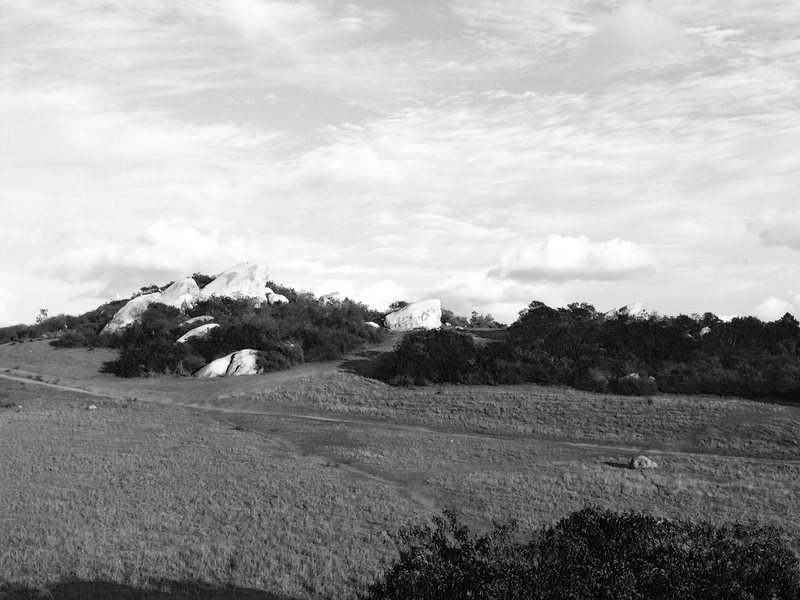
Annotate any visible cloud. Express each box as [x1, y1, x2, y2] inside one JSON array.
[[488, 235, 656, 283], [43, 222, 252, 297], [580, 0, 691, 71], [753, 296, 797, 321], [0, 288, 11, 326], [757, 212, 800, 250]]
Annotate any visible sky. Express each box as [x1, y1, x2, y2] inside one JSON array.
[[1, 0, 799, 326]]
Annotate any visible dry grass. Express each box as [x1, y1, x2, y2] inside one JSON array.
[[236, 372, 800, 460], [0, 379, 425, 599], [3, 340, 800, 598]]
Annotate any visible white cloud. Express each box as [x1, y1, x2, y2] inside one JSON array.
[[757, 211, 800, 250], [488, 235, 656, 283], [0, 288, 11, 326], [42, 222, 252, 297], [753, 296, 796, 321], [582, 0, 691, 68]]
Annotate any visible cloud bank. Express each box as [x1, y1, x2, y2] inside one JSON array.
[[488, 235, 656, 283]]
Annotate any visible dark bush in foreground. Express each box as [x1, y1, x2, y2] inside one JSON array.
[[366, 507, 800, 600]]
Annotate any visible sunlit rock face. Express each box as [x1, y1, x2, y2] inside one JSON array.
[[384, 299, 442, 332], [605, 301, 648, 320], [101, 293, 161, 335], [193, 349, 261, 377], [160, 277, 200, 308], [267, 292, 289, 305], [102, 278, 201, 335], [198, 262, 271, 303], [175, 323, 219, 344], [319, 292, 343, 305]]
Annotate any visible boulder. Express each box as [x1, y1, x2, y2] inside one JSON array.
[[182, 315, 215, 326], [199, 262, 270, 303], [365, 321, 381, 329], [101, 293, 161, 335], [193, 349, 262, 378], [385, 299, 442, 332], [160, 277, 200, 308], [176, 323, 219, 344], [267, 292, 289, 305], [630, 455, 657, 469], [319, 292, 343, 305], [605, 302, 648, 320]]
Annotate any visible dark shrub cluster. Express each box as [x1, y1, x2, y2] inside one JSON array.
[[366, 507, 800, 600], [377, 301, 800, 400], [99, 281, 384, 377]]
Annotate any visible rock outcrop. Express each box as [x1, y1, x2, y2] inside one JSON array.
[[193, 349, 262, 378], [199, 262, 270, 303], [319, 292, 343, 305], [101, 293, 161, 335], [605, 302, 648, 320], [176, 323, 219, 344], [267, 292, 289, 305], [101, 277, 201, 335], [384, 299, 442, 332], [160, 277, 201, 308]]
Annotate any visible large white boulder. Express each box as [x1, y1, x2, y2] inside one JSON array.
[[176, 323, 219, 344], [101, 293, 161, 335], [385, 299, 442, 332], [267, 292, 289, 305], [199, 262, 270, 303], [605, 302, 648, 320], [319, 292, 343, 305], [160, 277, 200, 308], [193, 349, 261, 378]]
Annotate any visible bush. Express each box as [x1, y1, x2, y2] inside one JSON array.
[[610, 372, 659, 396], [366, 507, 800, 600]]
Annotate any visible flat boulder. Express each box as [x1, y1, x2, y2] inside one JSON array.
[[385, 299, 442, 332], [176, 323, 219, 344], [101, 293, 161, 335], [365, 321, 381, 329], [199, 262, 270, 303], [182, 315, 214, 326], [193, 349, 262, 378]]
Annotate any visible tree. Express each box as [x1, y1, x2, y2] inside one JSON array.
[[35, 308, 48, 324]]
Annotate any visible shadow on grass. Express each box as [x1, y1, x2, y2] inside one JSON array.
[[0, 579, 300, 600], [604, 460, 632, 470], [340, 350, 385, 380]]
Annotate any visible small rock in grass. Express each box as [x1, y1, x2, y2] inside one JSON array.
[[88, 405, 98, 410], [630, 455, 657, 469]]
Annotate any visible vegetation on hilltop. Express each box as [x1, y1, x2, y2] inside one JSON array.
[[100, 279, 385, 377], [376, 301, 800, 400]]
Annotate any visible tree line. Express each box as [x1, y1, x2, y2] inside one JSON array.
[[376, 301, 800, 400]]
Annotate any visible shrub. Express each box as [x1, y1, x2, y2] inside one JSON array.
[[366, 507, 800, 600]]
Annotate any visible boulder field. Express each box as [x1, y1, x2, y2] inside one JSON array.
[[101, 262, 273, 335]]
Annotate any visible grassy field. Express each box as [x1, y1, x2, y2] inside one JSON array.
[[0, 379, 424, 599], [2, 340, 800, 598]]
